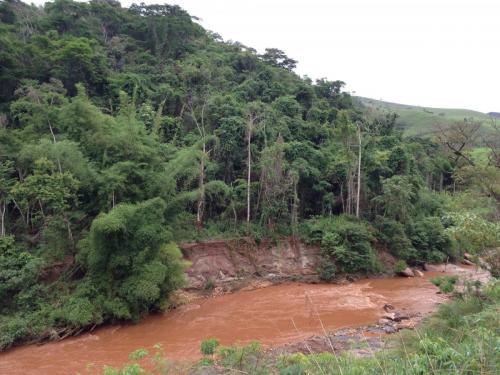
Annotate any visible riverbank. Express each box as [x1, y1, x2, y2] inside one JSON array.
[[178, 237, 489, 303], [0, 263, 488, 375], [0, 235, 484, 353]]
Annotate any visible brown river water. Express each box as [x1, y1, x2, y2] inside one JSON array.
[[0, 273, 448, 374]]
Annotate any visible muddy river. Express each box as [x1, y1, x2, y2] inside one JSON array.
[[0, 273, 449, 374]]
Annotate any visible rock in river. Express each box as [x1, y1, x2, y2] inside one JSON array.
[[398, 267, 415, 277]]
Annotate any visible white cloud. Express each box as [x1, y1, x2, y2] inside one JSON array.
[[29, 0, 500, 112]]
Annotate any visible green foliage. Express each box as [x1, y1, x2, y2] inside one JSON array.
[[317, 257, 337, 282], [431, 276, 458, 294], [100, 344, 172, 374], [0, 236, 41, 309], [443, 212, 500, 255], [53, 297, 96, 326], [200, 338, 219, 356], [394, 260, 408, 273], [128, 348, 149, 361], [76, 199, 187, 322], [217, 341, 266, 373], [408, 216, 455, 263], [375, 216, 415, 260], [11, 157, 79, 231], [375, 193, 458, 265], [373, 175, 416, 223], [302, 216, 380, 274]]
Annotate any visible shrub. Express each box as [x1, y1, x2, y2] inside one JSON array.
[[200, 338, 219, 356], [0, 237, 42, 312], [128, 348, 148, 360], [408, 216, 455, 263], [483, 248, 500, 278], [375, 216, 415, 261], [0, 235, 16, 254], [52, 296, 97, 327], [317, 257, 336, 282], [217, 341, 265, 372], [76, 198, 187, 322], [431, 276, 458, 294], [101, 345, 171, 374], [302, 216, 379, 274], [394, 260, 408, 273], [198, 357, 214, 366], [444, 212, 500, 255]]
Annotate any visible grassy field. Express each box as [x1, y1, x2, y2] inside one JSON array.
[[355, 97, 496, 137]]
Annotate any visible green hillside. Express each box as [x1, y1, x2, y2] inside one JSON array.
[[0, 0, 498, 355], [355, 97, 494, 137]]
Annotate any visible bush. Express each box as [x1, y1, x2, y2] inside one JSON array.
[[375, 216, 415, 261], [0, 301, 57, 350], [408, 216, 455, 263], [317, 257, 336, 282], [217, 341, 265, 373], [444, 212, 500, 255], [0, 236, 42, 312], [75, 198, 187, 322], [200, 338, 220, 356], [431, 276, 458, 294], [302, 216, 380, 274], [483, 248, 500, 278], [394, 260, 408, 273], [52, 296, 96, 327]]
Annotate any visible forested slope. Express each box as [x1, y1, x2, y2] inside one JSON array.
[[0, 0, 499, 350]]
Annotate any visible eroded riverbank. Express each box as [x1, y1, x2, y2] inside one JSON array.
[[2, 265, 487, 375]]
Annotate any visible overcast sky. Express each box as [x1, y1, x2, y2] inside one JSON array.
[[31, 0, 500, 112]]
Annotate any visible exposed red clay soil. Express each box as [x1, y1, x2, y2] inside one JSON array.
[[180, 237, 321, 290]]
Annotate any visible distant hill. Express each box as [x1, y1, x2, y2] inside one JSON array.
[[488, 112, 500, 119], [354, 97, 494, 137]]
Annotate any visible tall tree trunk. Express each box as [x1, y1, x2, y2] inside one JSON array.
[[197, 141, 205, 229], [188, 96, 208, 230], [246, 118, 253, 235], [47, 118, 62, 174], [64, 213, 75, 253], [232, 203, 237, 230], [356, 124, 362, 218], [0, 201, 5, 237], [12, 198, 26, 226], [340, 184, 345, 214], [346, 171, 353, 215], [291, 174, 299, 235]]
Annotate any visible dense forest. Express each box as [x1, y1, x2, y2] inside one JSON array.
[[0, 0, 499, 350]]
